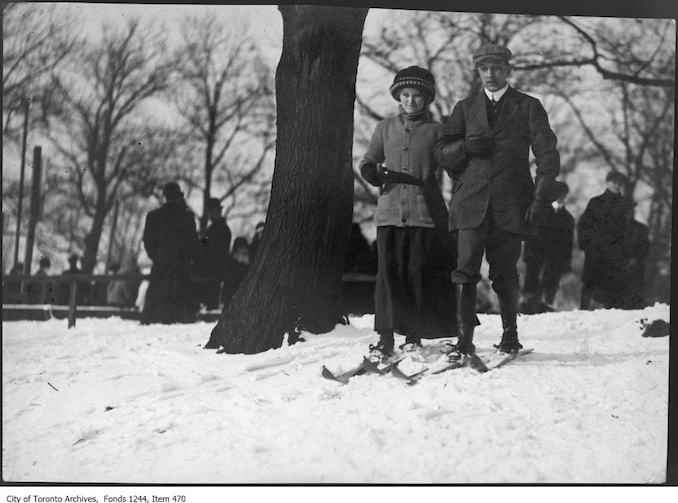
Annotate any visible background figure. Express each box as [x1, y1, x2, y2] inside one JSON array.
[[107, 255, 142, 308], [57, 254, 90, 305], [221, 236, 251, 307], [249, 221, 265, 261], [521, 181, 574, 313], [141, 182, 199, 324], [620, 215, 651, 309], [343, 222, 377, 274], [27, 257, 55, 304], [195, 198, 232, 310], [578, 171, 636, 309], [3, 262, 24, 303]]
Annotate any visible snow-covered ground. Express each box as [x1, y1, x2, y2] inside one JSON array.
[[2, 304, 670, 484]]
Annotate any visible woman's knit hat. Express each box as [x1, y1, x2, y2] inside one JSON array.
[[389, 66, 436, 103]]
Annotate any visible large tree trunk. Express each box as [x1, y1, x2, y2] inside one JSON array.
[[207, 5, 368, 354]]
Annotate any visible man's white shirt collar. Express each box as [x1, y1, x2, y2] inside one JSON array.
[[484, 85, 509, 102]]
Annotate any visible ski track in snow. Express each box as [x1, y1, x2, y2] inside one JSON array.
[[2, 305, 669, 483]]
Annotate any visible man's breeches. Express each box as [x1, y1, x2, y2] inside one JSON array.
[[450, 211, 522, 297]]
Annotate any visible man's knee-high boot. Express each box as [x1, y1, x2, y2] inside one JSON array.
[[455, 283, 477, 354], [496, 287, 523, 353]]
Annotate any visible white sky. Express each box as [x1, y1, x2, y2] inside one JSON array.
[[67, 3, 285, 65], [1, 3, 394, 178], [62, 3, 394, 67]]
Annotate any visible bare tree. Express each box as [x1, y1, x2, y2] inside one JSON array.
[[47, 20, 177, 273], [2, 2, 76, 141], [207, 5, 368, 354], [516, 16, 675, 88], [554, 78, 673, 302], [174, 14, 276, 232]]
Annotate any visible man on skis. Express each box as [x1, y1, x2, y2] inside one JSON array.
[[436, 43, 561, 358]]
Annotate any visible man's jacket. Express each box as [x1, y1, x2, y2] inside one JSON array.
[[437, 87, 560, 236]]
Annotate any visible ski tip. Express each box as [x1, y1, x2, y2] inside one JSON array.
[[321, 366, 348, 384], [321, 366, 336, 379], [391, 362, 428, 384], [470, 353, 490, 373]]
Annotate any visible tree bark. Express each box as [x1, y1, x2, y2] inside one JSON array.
[[208, 5, 368, 354]]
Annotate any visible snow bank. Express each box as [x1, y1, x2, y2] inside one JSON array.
[[2, 304, 669, 483]]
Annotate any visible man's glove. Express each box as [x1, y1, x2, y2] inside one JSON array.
[[525, 199, 550, 228], [463, 136, 494, 158]]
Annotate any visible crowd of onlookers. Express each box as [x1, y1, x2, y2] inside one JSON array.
[[1, 191, 264, 317], [2, 172, 651, 322], [520, 171, 650, 313]]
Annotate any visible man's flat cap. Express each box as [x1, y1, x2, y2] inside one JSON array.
[[473, 43, 512, 65]]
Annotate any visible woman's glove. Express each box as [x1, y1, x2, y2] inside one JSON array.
[[360, 162, 383, 187]]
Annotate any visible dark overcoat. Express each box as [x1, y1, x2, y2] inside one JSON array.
[[194, 217, 232, 309], [142, 200, 199, 323], [621, 219, 651, 309], [578, 189, 636, 307], [143, 201, 199, 272], [437, 87, 560, 237], [525, 205, 574, 273], [197, 217, 232, 278]]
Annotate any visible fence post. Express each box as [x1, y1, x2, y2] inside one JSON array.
[[23, 146, 42, 273], [13, 98, 30, 269], [67, 277, 78, 328]]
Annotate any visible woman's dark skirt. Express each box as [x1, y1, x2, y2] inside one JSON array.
[[374, 225, 457, 339]]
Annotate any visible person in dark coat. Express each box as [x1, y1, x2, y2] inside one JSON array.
[[56, 254, 90, 305], [3, 262, 24, 303], [578, 171, 636, 310], [620, 217, 651, 309], [141, 182, 200, 324], [521, 181, 574, 313], [436, 43, 561, 356], [195, 198, 232, 310], [359, 65, 457, 360], [27, 256, 55, 304]]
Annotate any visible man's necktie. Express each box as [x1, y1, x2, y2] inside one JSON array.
[[488, 96, 499, 128]]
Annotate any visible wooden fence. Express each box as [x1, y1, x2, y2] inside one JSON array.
[[2, 272, 376, 327]]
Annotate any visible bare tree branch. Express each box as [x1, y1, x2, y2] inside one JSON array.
[[529, 17, 676, 87]]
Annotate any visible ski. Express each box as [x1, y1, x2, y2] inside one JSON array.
[[321, 356, 403, 384], [430, 360, 465, 375], [390, 362, 429, 385], [467, 352, 489, 372], [475, 348, 535, 373], [321, 360, 368, 384], [389, 355, 470, 385], [322, 348, 533, 384]]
